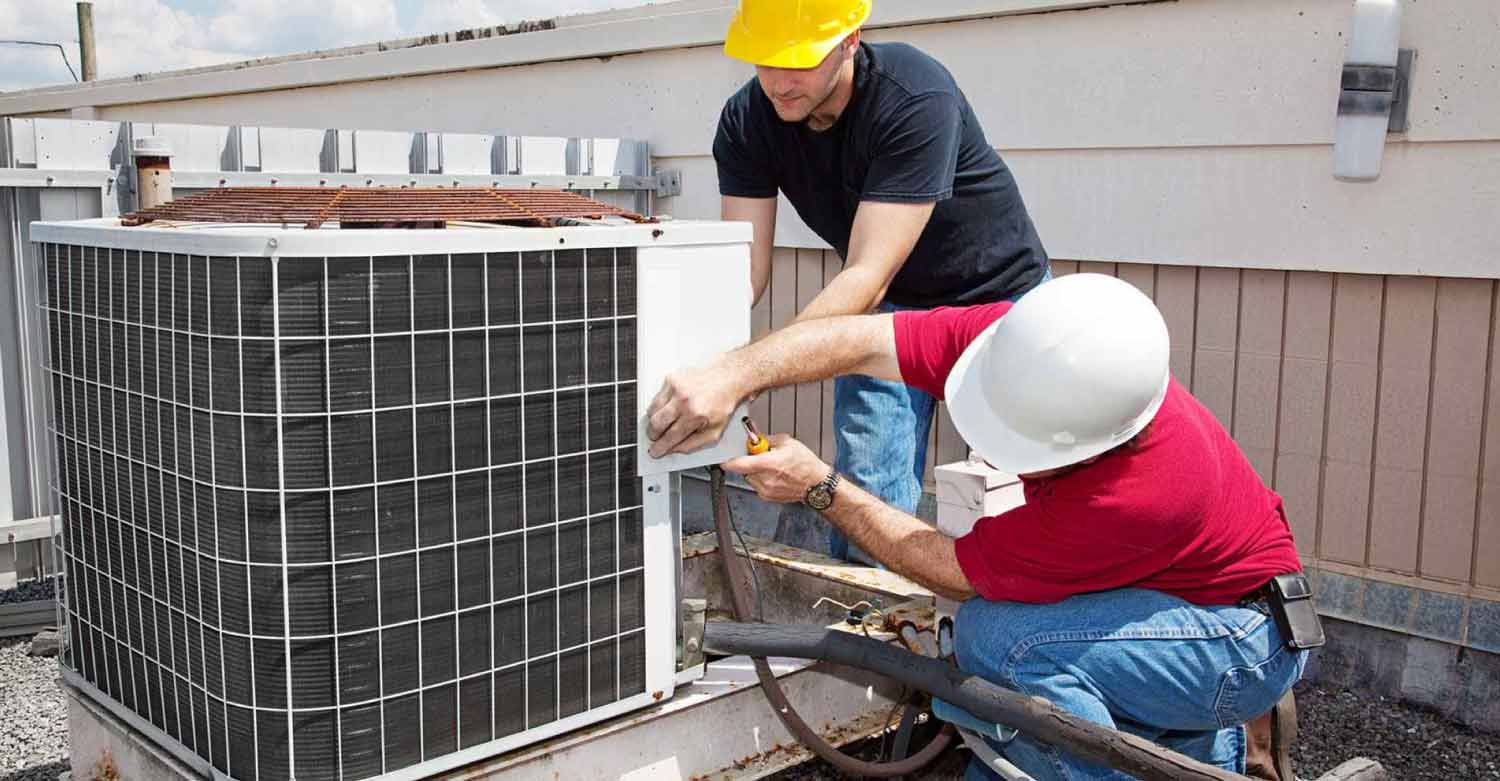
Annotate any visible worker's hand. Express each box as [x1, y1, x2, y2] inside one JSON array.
[[722, 435, 828, 505], [646, 362, 748, 458]]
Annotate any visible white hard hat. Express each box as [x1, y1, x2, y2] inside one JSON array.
[[944, 273, 1171, 475]]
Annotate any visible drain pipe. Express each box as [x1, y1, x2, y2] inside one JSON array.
[[132, 136, 173, 211]]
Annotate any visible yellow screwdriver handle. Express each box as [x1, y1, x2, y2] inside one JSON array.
[[742, 416, 770, 454]]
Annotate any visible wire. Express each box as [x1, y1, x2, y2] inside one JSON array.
[[712, 466, 765, 622], [0, 40, 81, 82]]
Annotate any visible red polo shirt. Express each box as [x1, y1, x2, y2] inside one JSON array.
[[894, 302, 1302, 606]]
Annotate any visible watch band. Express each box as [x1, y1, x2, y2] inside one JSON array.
[[804, 469, 841, 510]]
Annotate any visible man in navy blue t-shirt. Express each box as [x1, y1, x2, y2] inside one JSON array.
[[646, 0, 1050, 563]]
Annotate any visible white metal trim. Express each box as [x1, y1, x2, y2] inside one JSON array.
[[0, 514, 56, 543], [0, 169, 116, 189], [28, 220, 752, 258], [641, 472, 675, 702]]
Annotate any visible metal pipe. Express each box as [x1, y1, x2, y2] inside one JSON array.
[[131, 137, 173, 210], [708, 466, 953, 777]]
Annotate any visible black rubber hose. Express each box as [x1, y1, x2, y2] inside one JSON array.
[[890, 699, 921, 762], [709, 466, 953, 777], [704, 621, 1255, 781]]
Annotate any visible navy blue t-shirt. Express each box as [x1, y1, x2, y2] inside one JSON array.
[[714, 42, 1048, 307]]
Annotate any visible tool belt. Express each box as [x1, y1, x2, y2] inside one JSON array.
[[1239, 572, 1326, 651]]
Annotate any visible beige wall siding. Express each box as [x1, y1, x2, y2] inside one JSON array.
[[763, 258, 1500, 599], [1322, 275, 1382, 566], [1277, 272, 1334, 553], [1423, 280, 1490, 583]]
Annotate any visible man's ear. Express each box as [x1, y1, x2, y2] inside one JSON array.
[[843, 30, 861, 54]]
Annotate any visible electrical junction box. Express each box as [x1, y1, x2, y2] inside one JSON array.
[[933, 459, 1024, 618]]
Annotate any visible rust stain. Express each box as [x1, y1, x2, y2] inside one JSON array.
[[652, 690, 664, 701], [881, 601, 937, 634], [89, 750, 120, 781]]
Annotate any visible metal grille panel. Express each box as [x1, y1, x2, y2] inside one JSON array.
[[43, 240, 647, 780]]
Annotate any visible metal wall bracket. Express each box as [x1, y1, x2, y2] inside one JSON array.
[[1337, 48, 1415, 133], [1388, 48, 1415, 133], [654, 168, 682, 198]]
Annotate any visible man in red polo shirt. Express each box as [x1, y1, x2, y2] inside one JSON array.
[[646, 274, 1314, 780]]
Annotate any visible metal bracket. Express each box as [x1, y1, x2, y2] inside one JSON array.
[[1388, 48, 1415, 133], [654, 168, 682, 198], [1337, 48, 1415, 133], [680, 598, 707, 669]]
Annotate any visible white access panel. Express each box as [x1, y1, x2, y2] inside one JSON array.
[[635, 241, 753, 477]]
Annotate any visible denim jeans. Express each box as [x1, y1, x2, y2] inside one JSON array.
[[829, 269, 1050, 563], [829, 307, 938, 562], [952, 588, 1308, 781]]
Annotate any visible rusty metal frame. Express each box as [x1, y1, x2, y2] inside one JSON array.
[[119, 186, 652, 229]]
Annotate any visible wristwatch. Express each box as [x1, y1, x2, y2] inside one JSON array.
[[804, 470, 841, 511]]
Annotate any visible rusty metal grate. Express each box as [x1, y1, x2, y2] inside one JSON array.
[[120, 186, 652, 229]]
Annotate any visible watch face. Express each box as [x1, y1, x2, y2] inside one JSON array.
[[806, 484, 834, 511]]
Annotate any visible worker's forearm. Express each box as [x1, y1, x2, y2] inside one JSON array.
[[794, 266, 889, 322], [721, 314, 897, 400], [821, 482, 976, 602]]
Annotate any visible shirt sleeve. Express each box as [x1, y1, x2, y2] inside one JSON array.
[[953, 495, 1184, 604], [713, 98, 778, 199], [861, 91, 962, 203], [893, 302, 1012, 399]]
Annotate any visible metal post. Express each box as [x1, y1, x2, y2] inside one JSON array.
[[76, 3, 97, 82], [131, 137, 173, 210]]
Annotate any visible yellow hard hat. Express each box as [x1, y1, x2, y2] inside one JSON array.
[[723, 0, 873, 69]]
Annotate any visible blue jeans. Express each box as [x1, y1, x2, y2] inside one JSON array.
[[830, 270, 1050, 563], [829, 302, 937, 562], [953, 588, 1308, 781]]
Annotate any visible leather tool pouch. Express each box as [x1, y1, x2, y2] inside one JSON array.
[[1267, 572, 1325, 650]]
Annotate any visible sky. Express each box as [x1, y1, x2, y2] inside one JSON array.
[[0, 0, 658, 92]]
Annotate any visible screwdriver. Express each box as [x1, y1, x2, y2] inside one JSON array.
[[742, 416, 770, 454]]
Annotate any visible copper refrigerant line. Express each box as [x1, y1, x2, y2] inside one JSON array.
[[120, 186, 654, 229]]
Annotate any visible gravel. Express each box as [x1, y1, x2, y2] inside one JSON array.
[[0, 637, 68, 781], [0, 578, 56, 606], [1291, 681, 1500, 780]]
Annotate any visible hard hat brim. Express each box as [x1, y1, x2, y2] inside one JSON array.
[[723, 28, 850, 69], [942, 316, 1169, 476]]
